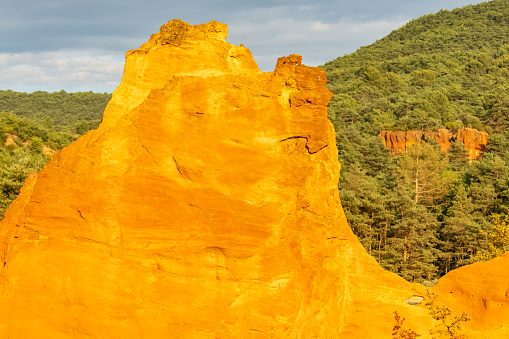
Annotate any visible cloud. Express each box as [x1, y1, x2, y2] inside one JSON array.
[[0, 10, 409, 92], [228, 17, 409, 71], [0, 0, 487, 92], [0, 17, 408, 93], [0, 50, 124, 93], [0, 0, 485, 54]]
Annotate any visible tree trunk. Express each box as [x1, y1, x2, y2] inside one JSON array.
[[404, 236, 408, 262], [415, 156, 419, 206]]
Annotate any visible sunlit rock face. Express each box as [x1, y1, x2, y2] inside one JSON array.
[[431, 252, 509, 338], [0, 19, 506, 339], [380, 128, 488, 160]]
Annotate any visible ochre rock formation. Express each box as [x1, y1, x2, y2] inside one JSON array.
[[431, 252, 509, 338], [455, 128, 489, 159], [380, 128, 488, 160], [0, 19, 507, 338]]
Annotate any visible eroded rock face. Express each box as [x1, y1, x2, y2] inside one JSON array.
[[431, 252, 509, 338], [0, 20, 424, 338], [380, 128, 488, 160]]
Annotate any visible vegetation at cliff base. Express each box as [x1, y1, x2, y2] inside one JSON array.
[[392, 311, 421, 339], [425, 290, 470, 339], [322, 0, 509, 282], [392, 291, 470, 339], [0, 90, 110, 219]]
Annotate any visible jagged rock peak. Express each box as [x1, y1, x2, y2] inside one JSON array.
[[144, 19, 228, 48], [104, 19, 261, 125]]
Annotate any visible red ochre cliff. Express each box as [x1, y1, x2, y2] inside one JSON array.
[[0, 20, 507, 338], [380, 128, 488, 160]]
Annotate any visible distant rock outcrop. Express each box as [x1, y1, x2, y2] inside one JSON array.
[[380, 128, 488, 160], [0, 19, 507, 338]]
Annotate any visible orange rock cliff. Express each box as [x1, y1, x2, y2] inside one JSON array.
[[380, 128, 488, 160], [0, 20, 508, 338]]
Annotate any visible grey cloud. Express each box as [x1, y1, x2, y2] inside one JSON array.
[[0, 0, 487, 92], [229, 17, 409, 71], [0, 50, 124, 92], [2, 0, 485, 53]]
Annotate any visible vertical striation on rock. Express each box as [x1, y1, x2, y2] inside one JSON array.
[[453, 127, 489, 159], [380, 128, 488, 160]]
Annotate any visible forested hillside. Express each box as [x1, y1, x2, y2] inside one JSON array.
[[0, 90, 110, 130], [321, 0, 509, 283], [0, 91, 110, 220]]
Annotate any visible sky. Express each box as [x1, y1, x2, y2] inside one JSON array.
[[1, 0, 487, 93]]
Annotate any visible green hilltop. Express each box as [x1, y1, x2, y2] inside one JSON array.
[[323, 0, 509, 133], [321, 0, 509, 283], [0, 90, 110, 128]]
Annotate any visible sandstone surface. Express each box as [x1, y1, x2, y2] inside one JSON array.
[[431, 252, 509, 338], [380, 128, 488, 160], [0, 19, 506, 338]]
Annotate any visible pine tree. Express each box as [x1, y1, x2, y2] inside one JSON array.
[[441, 185, 484, 273], [397, 143, 450, 208], [478, 214, 509, 260]]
